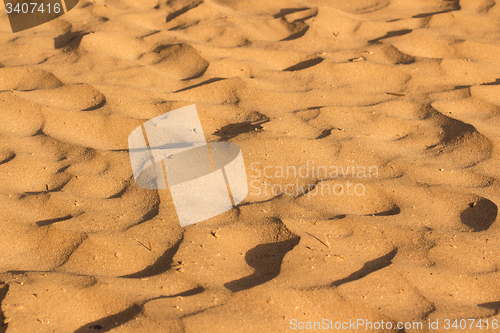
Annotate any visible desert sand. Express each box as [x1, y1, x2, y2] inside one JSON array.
[[1, 0, 500, 332]]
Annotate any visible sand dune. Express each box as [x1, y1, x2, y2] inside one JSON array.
[[1, 0, 500, 331]]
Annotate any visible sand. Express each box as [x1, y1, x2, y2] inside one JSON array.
[[1, 0, 500, 332]]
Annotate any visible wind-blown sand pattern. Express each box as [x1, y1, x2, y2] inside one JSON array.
[[1, 0, 500, 332]]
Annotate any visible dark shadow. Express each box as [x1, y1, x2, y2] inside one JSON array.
[[82, 98, 107, 111], [372, 206, 401, 216], [140, 30, 160, 38], [36, 215, 74, 227], [454, 78, 500, 91], [57, 164, 72, 174], [174, 77, 225, 93], [168, 24, 191, 31], [332, 248, 398, 287], [281, 26, 309, 41], [291, 13, 317, 23], [478, 301, 500, 311], [167, 286, 204, 298], [460, 198, 497, 232], [316, 129, 332, 139], [135, 201, 160, 226], [154, 44, 179, 53], [482, 79, 500, 86], [74, 287, 203, 332], [274, 7, 318, 23], [214, 120, 267, 141], [128, 142, 198, 153], [412, 10, 454, 18], [182, 66, 209, 81], [283, 57, 323, 71], [368, 29, 413, 44], [120, 236, 182, 278], [6, 270, 29, 275], [0, 284, 8, 333], [453, 85, 471, 90], [386, 92, 406, 97], [24, 180, 71, 195], [54, 31, 89, 49], [74, 304, 143, 332], [273, 7, 310, 18], [224, 237, 300, 292], [0, 153, 15, 166], [65, 0, 80, 11], [183, 69, 209, 81], [412, 4, 461, 18], [107, 185, 128, 199], [166, 0, 203, 22]]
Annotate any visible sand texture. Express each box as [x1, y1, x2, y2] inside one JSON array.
[[1, 0, 500, 332]]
